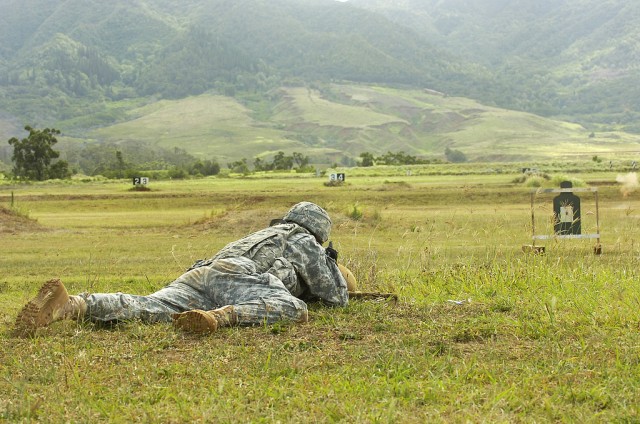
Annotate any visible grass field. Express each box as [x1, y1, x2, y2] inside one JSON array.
[[2, 164, 640, 422]]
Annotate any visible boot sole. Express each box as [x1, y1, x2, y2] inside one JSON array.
[[173, 310, 218, 334], [14, 279, 69, 336]]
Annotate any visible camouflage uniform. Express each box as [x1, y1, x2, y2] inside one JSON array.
[[80, 202, 348, 325]]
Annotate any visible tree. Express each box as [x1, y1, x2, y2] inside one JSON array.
[[253, 157, 269, 171], [8, 126, 71, 180], [191, 159, 220, 176], [292, 152, 309, 169], [272, 151, 293, 170], [444, 147, 467, 163], [228, 158, 249, 174], [360, 152, 375, 167]]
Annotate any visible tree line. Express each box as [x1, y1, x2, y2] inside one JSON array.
[[4, 126, 220, 181], [358, 149, 464, 166], [3, 126, 317, 181], [4, 126, 467, 182]]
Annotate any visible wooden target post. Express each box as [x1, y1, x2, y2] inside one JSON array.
[[524, 186, 601, 255]]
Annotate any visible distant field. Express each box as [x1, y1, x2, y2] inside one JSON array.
[[89, 94, 294, 161], [2, 166, 640, 422]]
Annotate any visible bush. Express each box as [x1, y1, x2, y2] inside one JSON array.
[[525, 176, 545, 187], [445, 147, 467, 163], [168, 167, 188, 179], [550, 175, 585, 187], [347, 203, 363, 220]]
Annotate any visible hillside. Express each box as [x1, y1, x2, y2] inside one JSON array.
[[0, 0, 481, 123], [85, 84, 640, 164], [350, 0, 640, 129]]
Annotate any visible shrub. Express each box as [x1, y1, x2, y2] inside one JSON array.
[[525, 176, 545, 187], [347, 203, 363, 220], [550, 174, 585, 187]]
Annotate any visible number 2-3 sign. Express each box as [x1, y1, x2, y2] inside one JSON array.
[[133, 177, 149, 185]]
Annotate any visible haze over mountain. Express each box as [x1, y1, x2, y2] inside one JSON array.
[[1, 0, 639, 167], [349, 0, 640, 126]]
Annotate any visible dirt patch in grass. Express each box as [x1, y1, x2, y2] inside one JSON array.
[[0, 206, 47, 233]]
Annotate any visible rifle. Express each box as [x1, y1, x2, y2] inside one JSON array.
[[348, 291, 398, 303]]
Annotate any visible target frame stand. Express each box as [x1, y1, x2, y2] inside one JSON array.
[[522, 187, 602, 255]]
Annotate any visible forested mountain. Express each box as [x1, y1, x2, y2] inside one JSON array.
[[0, 0, 482, 120], [1, 0, 639, 167], [349, 0, 640, 129]]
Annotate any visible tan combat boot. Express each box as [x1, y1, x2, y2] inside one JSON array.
[[172, 305, 238, 334], [14, 279, 87, 336]]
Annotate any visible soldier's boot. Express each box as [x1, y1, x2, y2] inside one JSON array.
[[14, 279, 87, 336], [172, 305, 238, 334]]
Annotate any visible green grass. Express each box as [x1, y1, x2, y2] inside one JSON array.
[[273, 87, 404, 127], [2, 165, 640, 422], [88, 94, 292, 161]]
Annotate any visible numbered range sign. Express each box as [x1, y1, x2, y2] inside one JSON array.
[[329, 173, 345, 182], [133, 177, 149, 186]]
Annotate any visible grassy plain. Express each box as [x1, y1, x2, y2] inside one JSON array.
[[1, 164, 640, 422]]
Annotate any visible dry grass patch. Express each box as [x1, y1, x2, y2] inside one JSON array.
[[0, 206, 47, 234]]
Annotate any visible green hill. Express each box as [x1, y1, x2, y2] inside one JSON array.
[[350, 0, 640, 129], [87, 84, 640, 164], [2, 0, 640, 168]]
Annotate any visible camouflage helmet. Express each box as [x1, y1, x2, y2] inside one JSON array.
[[283, 201, 332, 243]]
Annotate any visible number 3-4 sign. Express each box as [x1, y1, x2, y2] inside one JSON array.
[[329, 173, 345, 182]]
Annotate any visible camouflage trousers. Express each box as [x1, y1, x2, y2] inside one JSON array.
[[80, 257, 308, 326]]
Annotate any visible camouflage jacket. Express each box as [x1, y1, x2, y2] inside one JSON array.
[[189, 223, 348, 307]]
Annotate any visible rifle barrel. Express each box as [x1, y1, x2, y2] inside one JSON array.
[[348, 291, 398, 302]]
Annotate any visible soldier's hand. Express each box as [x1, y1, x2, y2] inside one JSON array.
[[325, 241, 338, 261]]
